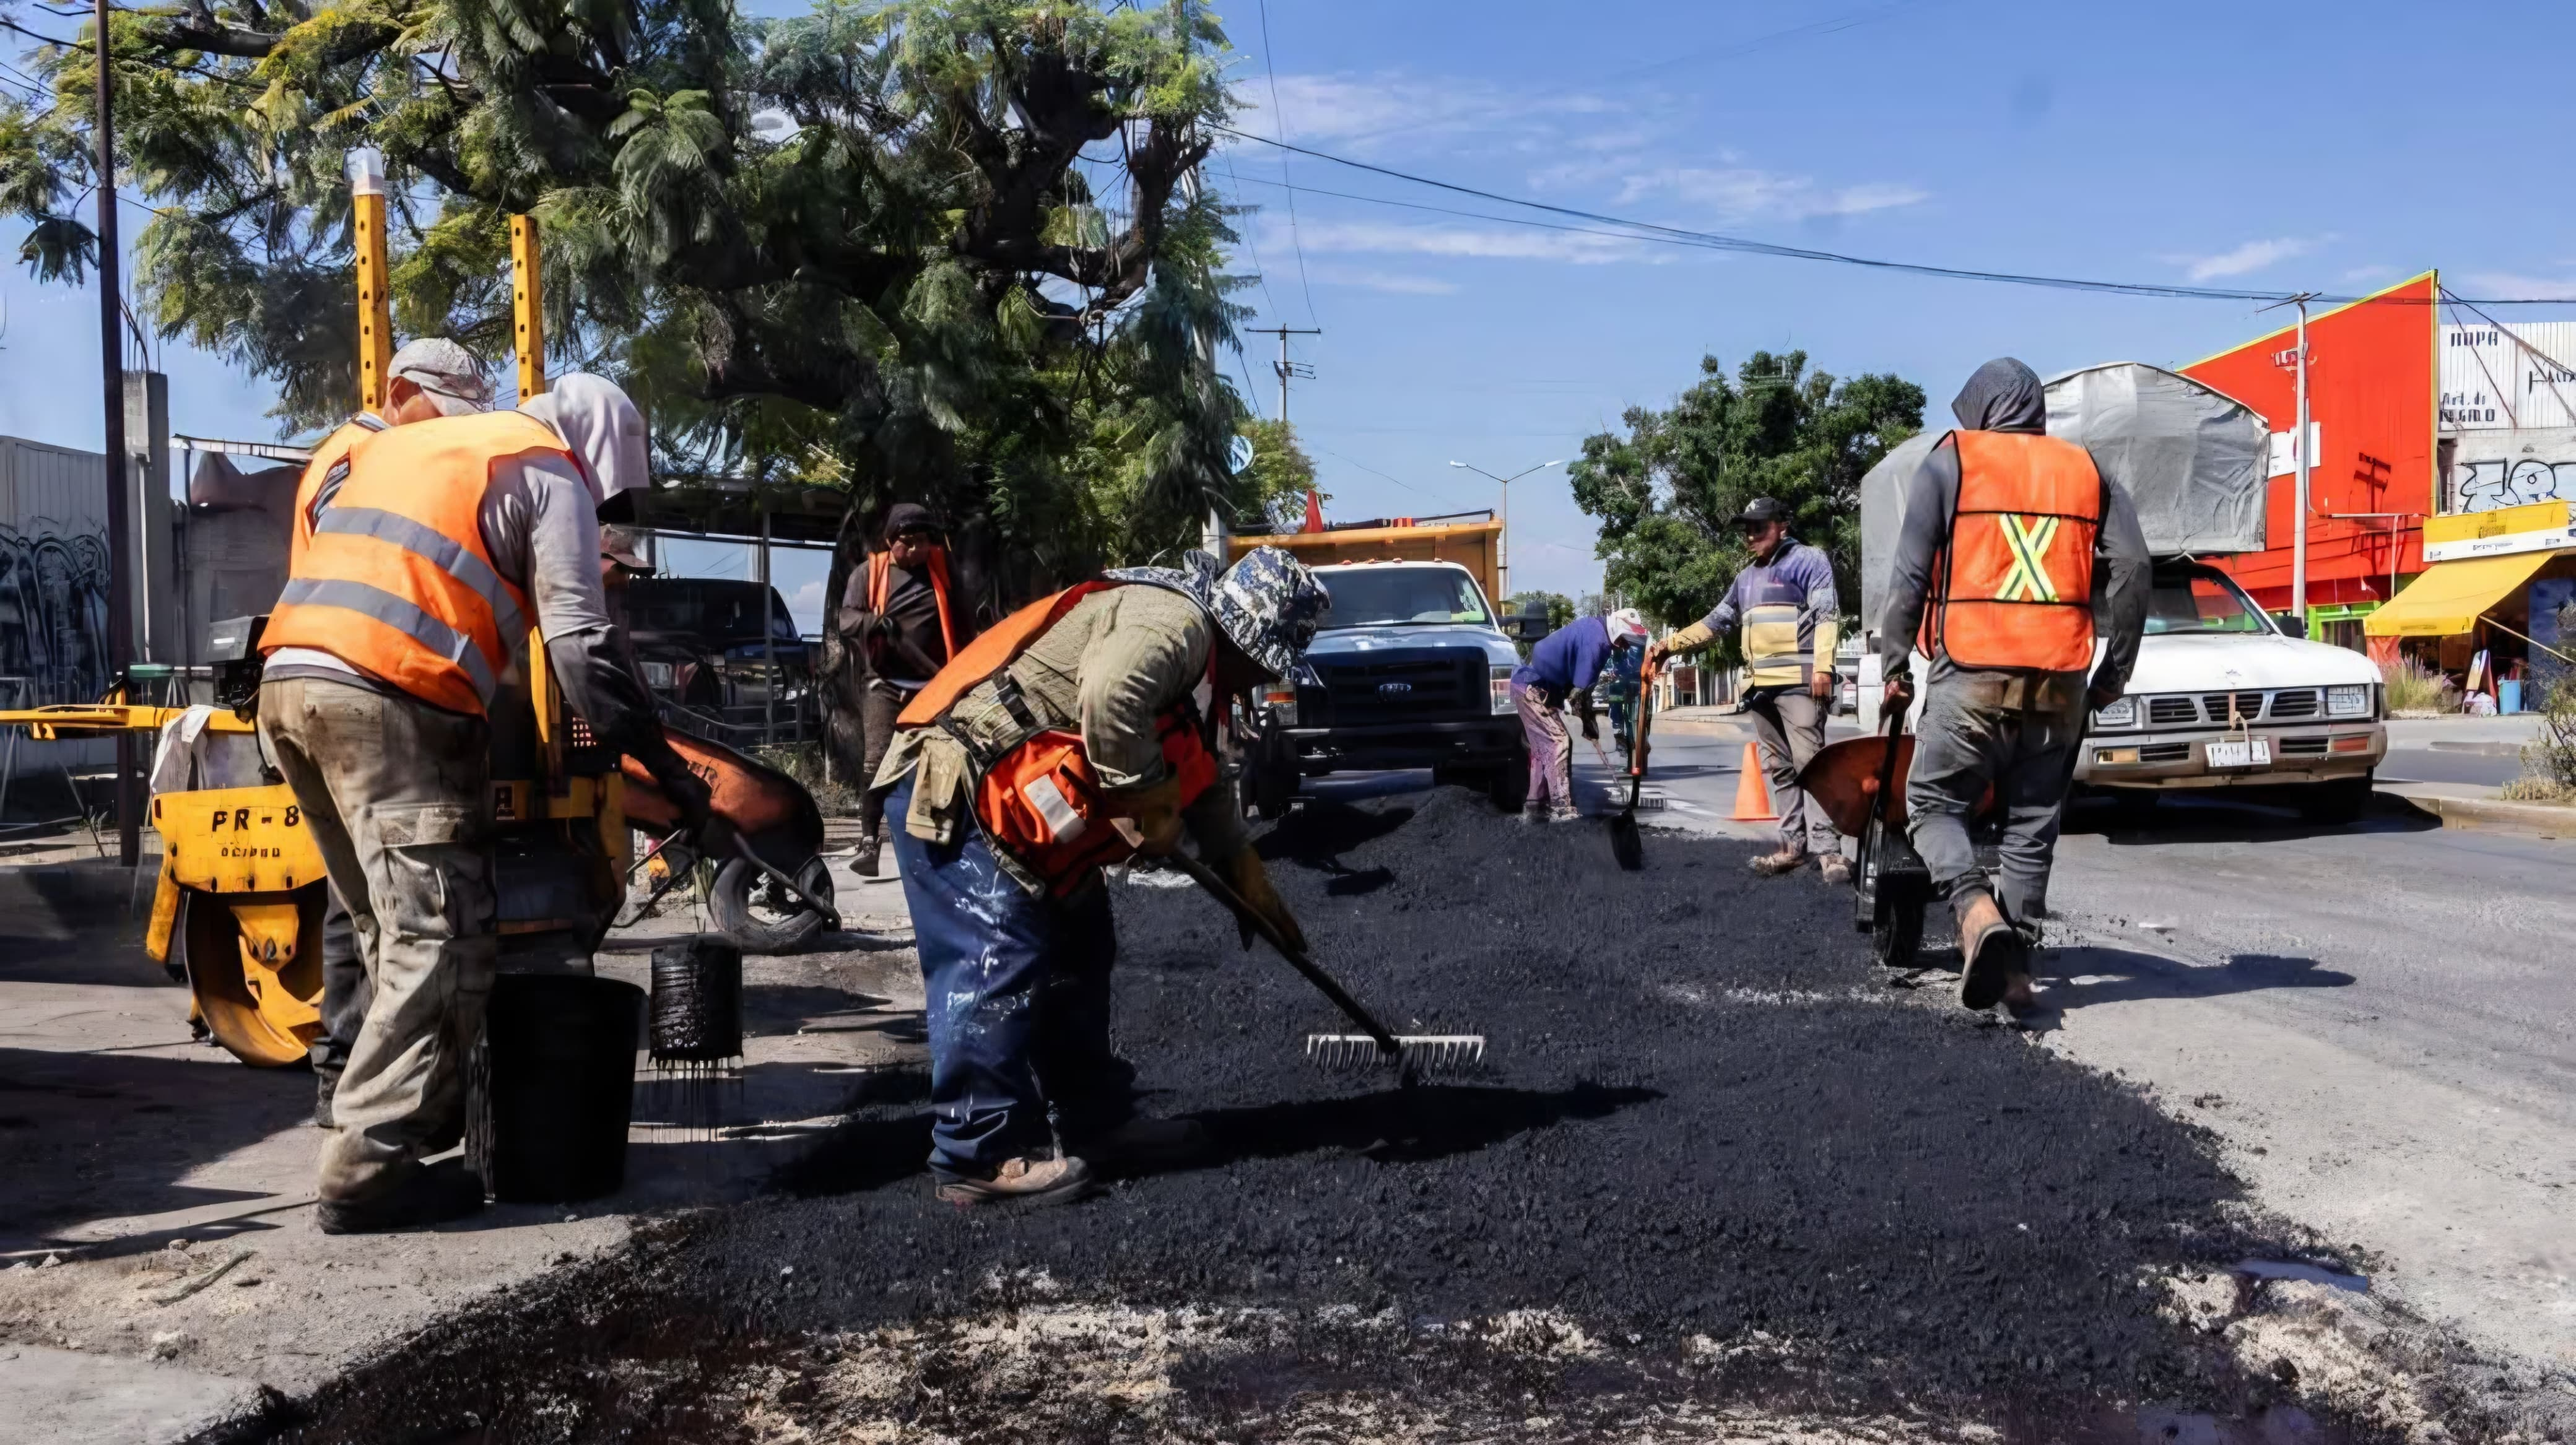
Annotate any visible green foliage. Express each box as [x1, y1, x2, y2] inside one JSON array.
[[1568, 350, 1924, 656], [2380, 656, 2458, 716], [1237, 417, 1317, 532], [1504, 591, 1575, 631], [0, 0, 1261, 588]]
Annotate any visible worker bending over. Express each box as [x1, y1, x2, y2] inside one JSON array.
[[1512, 609, 1650, 822], [1648, 498, 1847, 882], [838, 502, 970, 877], [300, 338, 495, 1130], [1879, 358, 2149, 1012], [258, 374, 713, 1232], [877, 548, 1327, 1207]]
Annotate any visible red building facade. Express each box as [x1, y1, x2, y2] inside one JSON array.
[[2180, 273, 2438, 622]]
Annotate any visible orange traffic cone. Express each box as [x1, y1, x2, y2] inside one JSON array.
[[1731, 741, 1777, 822]]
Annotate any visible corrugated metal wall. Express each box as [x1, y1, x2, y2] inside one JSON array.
[[2440, 321, 2576, 432]]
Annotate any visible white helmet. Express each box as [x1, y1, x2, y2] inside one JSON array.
[[1608, 608, 1648, 646]]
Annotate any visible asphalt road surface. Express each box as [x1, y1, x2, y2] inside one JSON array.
[[1567, 722, 2576, 1379]]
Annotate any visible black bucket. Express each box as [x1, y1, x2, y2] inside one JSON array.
[[482, 973, 645, 1204]]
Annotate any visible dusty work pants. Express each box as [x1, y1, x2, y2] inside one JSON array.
[[884, 776, 1133, 1180], [258, 677, 495, 1202], [856, 681, 913, 836], [310, 887, 369, 1095], [1514, 683, 1576, 814], [1904, 670, 2087, 921], [1743, 687, 1837, 857]]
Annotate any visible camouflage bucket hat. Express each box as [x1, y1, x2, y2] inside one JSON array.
[[1211, 545, 1329, 677]]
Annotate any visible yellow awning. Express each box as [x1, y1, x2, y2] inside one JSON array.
[[2362, 550, 2555, 637]]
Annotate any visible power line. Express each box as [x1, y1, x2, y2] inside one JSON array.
[[1253, 0, 1321, 327], [1217, 148, 1285, 332], [1216, 124, 2570, 307], [1314, 444, 1470, 510]]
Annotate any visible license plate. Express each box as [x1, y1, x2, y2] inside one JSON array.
[[2206, 737, 2271, 768]]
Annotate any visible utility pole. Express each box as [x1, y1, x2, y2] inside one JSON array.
[[1249, 326, 1320, 423], [2268, 293, 2319, 627], [95, 0, 137, 866]]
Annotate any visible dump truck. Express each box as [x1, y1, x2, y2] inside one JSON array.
[[1227, 516, 1527, 814]]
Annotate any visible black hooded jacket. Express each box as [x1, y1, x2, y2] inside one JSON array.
[[1878, 358, 2150, 691]]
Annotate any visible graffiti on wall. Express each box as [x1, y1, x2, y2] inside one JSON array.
[[0, 521, 110, 703], [2454, 458, 2576, 513]]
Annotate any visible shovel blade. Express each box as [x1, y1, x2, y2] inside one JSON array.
[[1609, 809, 1643, 870]]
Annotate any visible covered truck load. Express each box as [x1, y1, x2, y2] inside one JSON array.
[[1860, 361, 2269, 634]]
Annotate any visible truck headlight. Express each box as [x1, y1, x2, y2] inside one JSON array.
[[2326, 684, 2371, 718], [1259, 680, 1298, 728], [1490, 664, 1515, 715], [2091, 696, 2137, 729]]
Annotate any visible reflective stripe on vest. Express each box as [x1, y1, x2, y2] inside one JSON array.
[[1920, 430, 2103, 673], [272, 576, 498, 702], [261, 410, 558, 715]]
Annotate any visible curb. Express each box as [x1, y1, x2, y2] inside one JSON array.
[[2378, 789, 2576, 839]]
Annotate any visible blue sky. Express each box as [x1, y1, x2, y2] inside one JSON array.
[[7, 0, 2576, 619]]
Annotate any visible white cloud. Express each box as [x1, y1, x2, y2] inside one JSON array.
[[1244, 72, 1620, 155], [2460, 271, 2576, 300], [1265, 219, 1645, 266], [2165, 236, 2321, 282], [1615, 168, 1927, 223], [1300, 264, 1460, 295]]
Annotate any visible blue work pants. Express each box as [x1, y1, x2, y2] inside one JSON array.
[[885, 778, 1133, 1179]]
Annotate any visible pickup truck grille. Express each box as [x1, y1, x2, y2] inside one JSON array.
[[2268, 689, 2321, 719], [1302, 652, 1484, 726], [2200, 692, 2265, 723], [2147, 697, 2198, 726], [2128, 688, 2338, 729]]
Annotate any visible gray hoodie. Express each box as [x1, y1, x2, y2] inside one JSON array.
[[1878, 358, 2150, 693]]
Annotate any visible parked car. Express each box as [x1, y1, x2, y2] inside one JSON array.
[[1245, 560, 1528, 815], [2075, 558, 2387, 822], [620, 578, 819, 743]]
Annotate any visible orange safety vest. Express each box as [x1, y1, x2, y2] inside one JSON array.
[[261, 410, 563, 716], [900, 581, 1217, 895], [1919, 430, 2104, 674], [864, 547, 960, 663], [287, 415, 387, 545]]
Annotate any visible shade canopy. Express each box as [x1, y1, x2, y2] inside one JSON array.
[[2361, 550, 2554, 637]]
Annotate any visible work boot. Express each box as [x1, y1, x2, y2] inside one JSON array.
[[1817, 853, 1853, 887], [2001, 971, 2041, 1017], [854, 828, 882, 879], [1074, 1116, 1210, 1169], [1519, 802, 1549, 825], [1549, 801, 1581, 823], [1953, 890, 2027, 1012], [933, 1153, 1099, 1209], [315, 1160, 486, 1235], [1748, 848, 1808, 877]]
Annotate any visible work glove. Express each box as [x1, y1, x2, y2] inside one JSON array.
[[2085, 674, 2125, 716], [652, 752, 720, 840], [1105, 773, 1186, 857], [1224, 847, 1306, 955], [1573, 687, 1598, 739], [1642, 640, 1669, 672]]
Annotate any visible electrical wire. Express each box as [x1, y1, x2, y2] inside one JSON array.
[[1313, 444, 1470, 509], [1216, 124, 2572, 307], [1253, 0, 1320, 328]]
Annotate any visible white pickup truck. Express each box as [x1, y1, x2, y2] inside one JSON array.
[[2075, 557, 2386, 822]]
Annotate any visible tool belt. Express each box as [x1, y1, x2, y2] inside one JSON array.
[[936, 672, 1216, 896]]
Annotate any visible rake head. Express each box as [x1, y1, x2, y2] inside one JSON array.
[[1305, 1033, 1487, 1074]]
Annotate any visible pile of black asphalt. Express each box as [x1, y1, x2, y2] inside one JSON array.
[[213, 789, 2384, 1444]]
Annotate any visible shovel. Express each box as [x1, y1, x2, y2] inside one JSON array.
[[1608, 664, 1658, 871]]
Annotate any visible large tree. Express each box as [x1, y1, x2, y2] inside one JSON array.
[[1569, 350, 1923, 661], [0, 0, 1271, 596]]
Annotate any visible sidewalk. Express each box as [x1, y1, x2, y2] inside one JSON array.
[[2377, 779, 2576, 838], [0, 849, 925, 1444]]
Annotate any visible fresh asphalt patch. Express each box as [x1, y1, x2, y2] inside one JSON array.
[[204, 790, 2503, 1443]]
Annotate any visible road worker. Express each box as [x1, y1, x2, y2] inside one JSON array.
[[303, 338, 495, 1129], [837, 502, 971, 878], [1645, 498, 1847, 883], [1511, 609, 1650, 822], [258, 373, 714, 1231], [1878, 358, 2149, 1013], [875, 547, 1328, 1207]]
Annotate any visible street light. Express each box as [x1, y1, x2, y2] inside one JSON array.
[[1449, 458, 1562, 603]]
